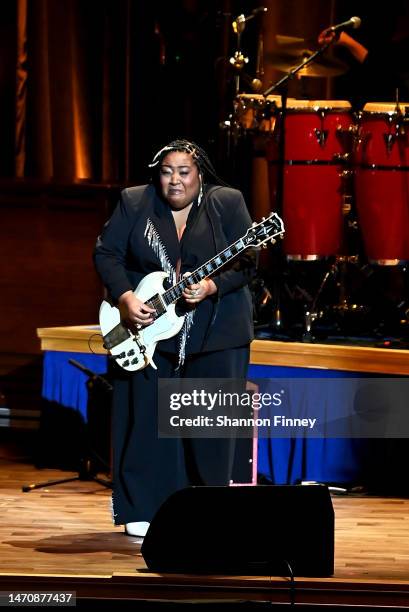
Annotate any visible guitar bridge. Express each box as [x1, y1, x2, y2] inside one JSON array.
[[134, 334, 147, 354]]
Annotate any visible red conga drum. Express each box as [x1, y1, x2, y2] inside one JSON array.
[[355, 102, 409, 265], [268, 100, 353, 260]]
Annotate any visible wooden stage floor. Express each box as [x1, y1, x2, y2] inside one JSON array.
[[1, 461, 409, 608]]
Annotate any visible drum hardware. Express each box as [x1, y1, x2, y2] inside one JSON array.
[[301, 256, 367, 342], [341, 195, 353, 217], [302, 309, 324, 341], [331, 256, 367, 315], [230, 8, 267, 95], [398, 301, 409, 327], [300, 259, 336, 341], [333, 152, 351, 163], [383, 111, 408, 152], [221, 8, 268, 162], [255, 29, 264, 85], [332, 302, 368, 313], [354, 129, 370, 152], [314, 129, 329, 148], [314, 110, 329, 147], [229, 51, 249, 71], [251, 276, 285, 332], [340, 168, 354, 182], [384, 110, 402, 154], [336, 123, 358, 152], [384, 132, 396, 154], [395, 118, 407, 138], [338, 124, 359, 134]]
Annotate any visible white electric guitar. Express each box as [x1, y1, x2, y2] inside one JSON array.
[[99, 212, 284, 372]]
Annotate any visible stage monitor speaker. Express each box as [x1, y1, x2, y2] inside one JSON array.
[[141, 485, 334, 576]]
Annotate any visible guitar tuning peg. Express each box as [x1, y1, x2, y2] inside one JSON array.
[[252, 222, 257, 227], [271, 238, 276, 244], [280, 234, 284, 239], [262, 216, 265, 221], [262, 243, 268, 249]]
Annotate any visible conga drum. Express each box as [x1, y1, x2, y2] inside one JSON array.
[[355, 102, 409, 265], [234, 94, 284, 132], [267, 100, 353, 260]]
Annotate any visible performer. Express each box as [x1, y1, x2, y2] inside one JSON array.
[[318, 30, 368, 64], [318, 9, 409, 103], [94, 139, 255, 536]]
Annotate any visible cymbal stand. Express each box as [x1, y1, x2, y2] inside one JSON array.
[[229, 8, 267, 95], [262, 37, 342, 338], [221, 9, 267, 184], [230, 14, 248, 96]]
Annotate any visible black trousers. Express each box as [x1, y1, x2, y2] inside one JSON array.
[[111, 345, 250, 525]]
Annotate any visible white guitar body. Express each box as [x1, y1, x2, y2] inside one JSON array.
[[99, 271, 185, 372], [99, 212, 285, 372]]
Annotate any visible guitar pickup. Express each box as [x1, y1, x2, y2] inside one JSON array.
[[103, 323, 131, 350]]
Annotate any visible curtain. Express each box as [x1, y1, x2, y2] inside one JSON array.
[[13, 0, 158, 183], [9, 0, 341, 185]]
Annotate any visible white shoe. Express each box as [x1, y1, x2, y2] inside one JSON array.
[[124, 521, 150, 537]]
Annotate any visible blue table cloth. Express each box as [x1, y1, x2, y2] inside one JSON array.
[[42, 351, 366, 484]]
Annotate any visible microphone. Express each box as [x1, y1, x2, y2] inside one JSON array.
[[252, 7, 268, 17], [328, 16, 361, 33]]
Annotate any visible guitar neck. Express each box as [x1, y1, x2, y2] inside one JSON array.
[[161, 236, 249, 306]]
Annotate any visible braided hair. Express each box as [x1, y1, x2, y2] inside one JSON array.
[[149, 139, 229, 188]]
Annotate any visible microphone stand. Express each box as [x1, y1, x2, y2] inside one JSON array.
[[22, 360, 113, 492], [263, 39, 334, 97], [261, 39, 336, 339]]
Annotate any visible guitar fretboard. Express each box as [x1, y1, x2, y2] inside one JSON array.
[[162, 236, 247, 306]]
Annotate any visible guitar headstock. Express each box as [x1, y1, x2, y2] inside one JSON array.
[[243, 212, 285, 248]]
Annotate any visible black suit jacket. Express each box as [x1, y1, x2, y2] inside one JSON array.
[[93, 184, 255, 354]]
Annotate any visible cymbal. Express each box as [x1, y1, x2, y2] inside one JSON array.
[[274, 34, 313, 56], [267, 51, 348, 78], [266, 34, 348, 77]]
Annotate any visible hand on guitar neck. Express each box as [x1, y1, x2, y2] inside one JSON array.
[[182, 273, 217, 304]]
